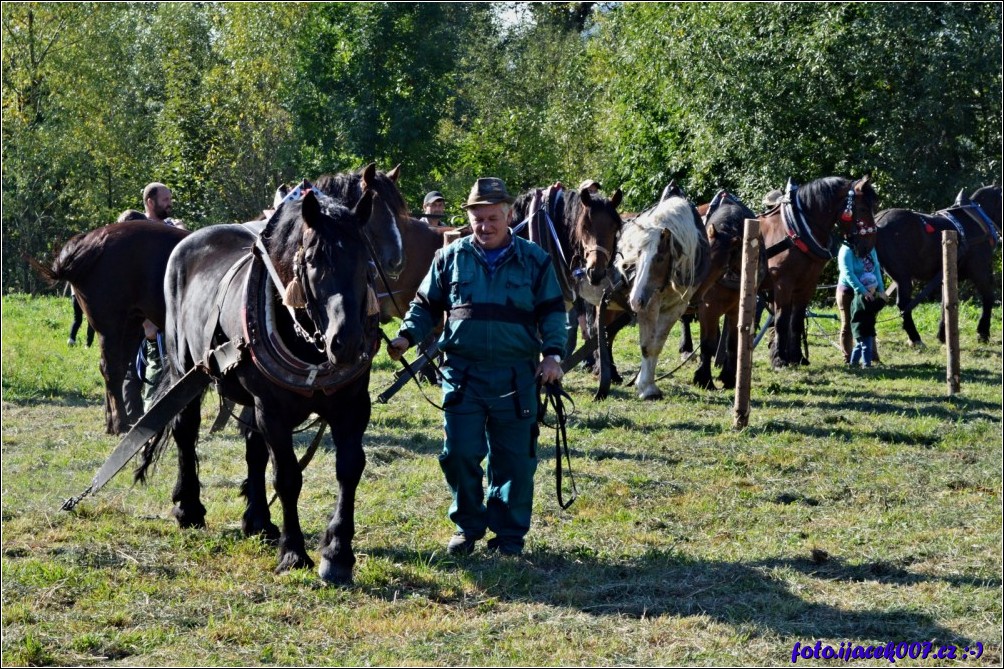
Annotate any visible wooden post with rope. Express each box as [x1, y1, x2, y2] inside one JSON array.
[[942, 230, 960, 395], [733, 218, 760, 429]]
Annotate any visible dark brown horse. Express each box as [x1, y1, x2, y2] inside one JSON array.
[[690, 191, 761, 389], [31, 221, 189, 434], [759, 176, 878, 368], [876, 185, 1001, 346]]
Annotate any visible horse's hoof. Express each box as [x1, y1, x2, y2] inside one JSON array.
[[979, 335, 990, 344], [242, 519, 281, 544], [909, 340, 926, 350], [172, 504, 207, 529], [275, 550, 314, 573], [318, 557, 354, 586], [639, 388, 663, 401]]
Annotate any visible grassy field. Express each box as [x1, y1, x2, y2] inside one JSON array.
[[2, 294, 1001, 666]]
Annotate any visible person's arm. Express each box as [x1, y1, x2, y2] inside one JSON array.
[[389, 251, 448, 358], [838, 246, 867, 295], [532, 258, 567, 383], [870, 249, 886, 295]]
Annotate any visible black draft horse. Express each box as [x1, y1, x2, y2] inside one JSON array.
[[876, 185, 1001, 346], [140, 188, 386, 584]]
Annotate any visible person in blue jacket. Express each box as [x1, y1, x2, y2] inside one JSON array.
[[387, 177, 566, 556], [836, 241, 886, 364]]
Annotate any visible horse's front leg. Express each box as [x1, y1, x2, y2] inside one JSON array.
[[977, 285, 995, 343], [318, 389, 371, 585], [636, 303, 679, 400], [790, 305, 809, 365], [240, 405, 279, 542], [171, 392, 207, 528], [257, 404, 312, 573], [770, 305, 791, 368], [678, 313, 694, 355], [692, 307, 718, 390], [895, 280, 924, 346]]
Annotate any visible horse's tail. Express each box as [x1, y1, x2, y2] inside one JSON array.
[[28, 230, 106, 287], [132, 368, 181, 484]]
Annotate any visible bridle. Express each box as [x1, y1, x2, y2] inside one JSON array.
[[840, 178, 877, 239]]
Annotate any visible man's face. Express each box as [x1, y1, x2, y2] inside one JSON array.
[[147, 189, 173, 220], [424, 200, 445, 217], [468, 202, 511, 250]]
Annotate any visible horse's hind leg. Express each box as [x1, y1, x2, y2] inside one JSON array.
[[240, 406, 280, 542], [171, 393, 207, 528], [679, 313, 694, 355], [257, 404, 313, 573], [319, 389, 370, 585]]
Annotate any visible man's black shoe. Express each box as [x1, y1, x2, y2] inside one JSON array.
[[485, 537, 523, 556]]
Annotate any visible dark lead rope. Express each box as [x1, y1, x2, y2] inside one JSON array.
[[540, 381, 577, 510]]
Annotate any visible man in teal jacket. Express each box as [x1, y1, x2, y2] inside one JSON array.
[[388, 177, 566, 556]]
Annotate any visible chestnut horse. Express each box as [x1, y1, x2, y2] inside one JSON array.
[[759, 176, 878, 368]]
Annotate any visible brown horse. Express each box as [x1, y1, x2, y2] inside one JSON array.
[[31, 221, 189, 434], [759, 176, 878, 368], [376, 218, 463, 322], [690, 192, 761, 389]]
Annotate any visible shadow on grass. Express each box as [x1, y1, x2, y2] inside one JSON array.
[[364, 545, 996, 644]]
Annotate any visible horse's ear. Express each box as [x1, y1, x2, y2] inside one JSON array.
[[610, 188, 623, 209], [855, 174, 872, 192], [579, 187, 593, 205], [353, 189, 376, 227], [361, 163, 377, 190], [301, 190, 322, 228], [387, 164, 401, 182]]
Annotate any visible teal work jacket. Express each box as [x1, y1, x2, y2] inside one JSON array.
[[398, 234, 567, 366]]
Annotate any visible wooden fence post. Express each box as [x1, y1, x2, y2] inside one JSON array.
[[733, 218, 760, 429], [942, 230, 960, 395]]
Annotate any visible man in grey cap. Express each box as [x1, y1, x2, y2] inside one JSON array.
[[578, 179, 601, 195], [387, 177, 566, 556], [420, 190, 447, 227]]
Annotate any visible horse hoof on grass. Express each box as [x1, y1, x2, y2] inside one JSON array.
[[275, 550, 314, 573], [242, 519, 281, 544], [639, 389, 663, 401], [172, 504, 207, 529], [318, 557, 354, 586]]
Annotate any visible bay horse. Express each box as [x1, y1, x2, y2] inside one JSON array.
[[759, 176, 878, 368], [140, 187, 387, 584], [615, 190, 710, 399], [875, 185, 1001, 346], [30, 221, 189, 434]]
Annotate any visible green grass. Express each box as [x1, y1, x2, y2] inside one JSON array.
[[2, 295, 1001, 666]]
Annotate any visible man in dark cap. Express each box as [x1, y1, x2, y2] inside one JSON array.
[[387, 177, 566, 556], [420, 190, 447, 227]]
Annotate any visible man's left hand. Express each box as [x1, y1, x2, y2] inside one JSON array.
[[536, 356, 563, 385]]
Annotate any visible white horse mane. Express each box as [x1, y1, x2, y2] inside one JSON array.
[[617, 197, 702, 291]]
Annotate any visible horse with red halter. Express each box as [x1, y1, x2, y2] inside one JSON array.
[[759, 176, 878, 368], [875, 185, 1001, 346]]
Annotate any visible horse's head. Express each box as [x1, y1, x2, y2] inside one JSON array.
[[971, 184, 1003, 230], [620, 197, 700, 313], [271, 189, 379, 368], [839, 175, 879, 256], [315, 164, 406, 278], [574, 187, 624, 285]]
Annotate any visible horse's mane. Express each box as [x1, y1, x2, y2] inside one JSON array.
[[619, 197, 702, 288], [316, 169, 409, 219], [800, 176, 879, 217]]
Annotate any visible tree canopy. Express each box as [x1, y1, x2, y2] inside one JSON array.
[[3, 2, 1000, 292]]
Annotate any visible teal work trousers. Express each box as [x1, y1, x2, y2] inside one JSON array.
[[439, 358, 539, 549]]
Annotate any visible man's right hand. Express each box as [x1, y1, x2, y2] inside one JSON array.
[[387, 337, 410, 361]]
